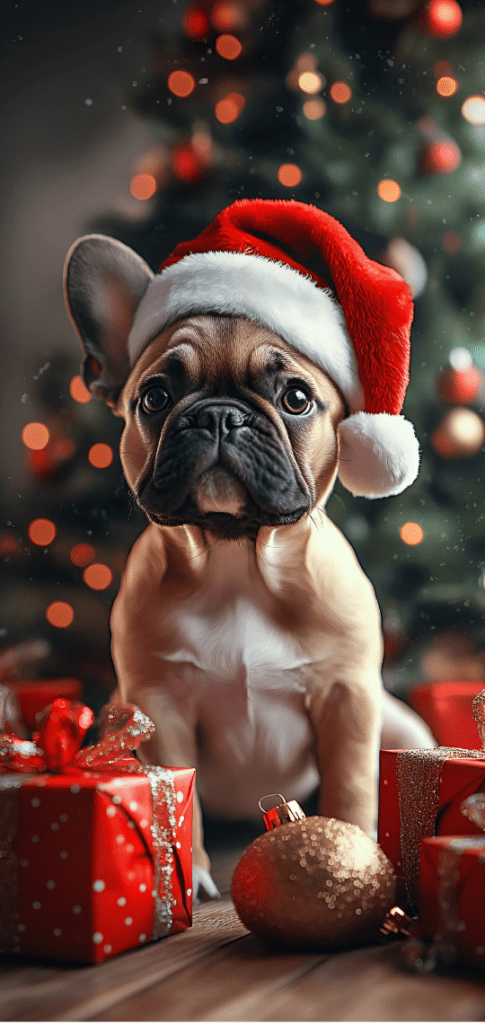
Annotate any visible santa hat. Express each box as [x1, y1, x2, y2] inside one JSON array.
[[127, 199, 420, 499]]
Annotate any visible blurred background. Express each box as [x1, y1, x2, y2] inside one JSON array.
[[2, 0, 485, 731]]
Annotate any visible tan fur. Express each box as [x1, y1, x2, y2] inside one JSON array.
[[110, 317, 384, 887]]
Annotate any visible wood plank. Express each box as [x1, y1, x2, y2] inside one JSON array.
[[0, 900, 248, 1022], [94, 931, 327, 1021], [243, 944, 485, 1022]]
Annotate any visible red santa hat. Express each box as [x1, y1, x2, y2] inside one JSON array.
[[127, 199, 420, 499]]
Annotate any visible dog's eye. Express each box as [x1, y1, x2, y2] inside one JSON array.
[[141, 387, 171, 414], [281, 387, 311, 415]]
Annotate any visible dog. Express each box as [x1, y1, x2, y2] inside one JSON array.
[[64, 200, 434, 899]]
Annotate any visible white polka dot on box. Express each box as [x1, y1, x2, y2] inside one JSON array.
[[0, 766, 195, 962]]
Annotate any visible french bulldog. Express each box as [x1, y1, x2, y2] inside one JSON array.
[[64, 210, 434, 899]]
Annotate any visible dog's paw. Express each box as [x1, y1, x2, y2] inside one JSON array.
[[192, 865, 221, 902]]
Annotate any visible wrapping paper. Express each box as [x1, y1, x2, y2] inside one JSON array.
[[0, 701, 195, 962], [419, 835, 485, 970], [6, 679, 83, 731], [378, 748, 485, 908], [409, 682, 485, 750]]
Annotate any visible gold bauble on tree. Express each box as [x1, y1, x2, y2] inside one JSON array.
[[231, 795, 396, 950]]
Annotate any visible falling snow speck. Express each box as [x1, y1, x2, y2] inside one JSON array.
[[84, 98, 93, 106]]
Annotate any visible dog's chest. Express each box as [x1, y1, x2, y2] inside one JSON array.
[[167, 541, 311, 684]]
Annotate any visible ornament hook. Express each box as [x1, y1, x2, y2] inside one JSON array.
[[258, 793, 306, 831]]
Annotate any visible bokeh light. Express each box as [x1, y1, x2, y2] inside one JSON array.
[[442, 229, 462, 252], [28, 519, 57, 546], [130, 173, 157, 200], [298, 72, 323, 95], [22, 423, 49, 450], [400, 522, 424, 545], [70, 376, 91, 403], [462, 95, 485, 126], [167, 70, 196, 98], [83, 563, 113, 590], [46, 602, 74, 628], [88, 443, 113, 469], [303, 99, 326, 120], [449, 346, 472, 370], [215, 93, 245, 123], [425, 0, 463, 38], [212, 2, 248, 32], [314, 0, 334, 5], [377, 179, 401, 202], [330, 82, 352, 104], [183, 4, 210, 38], [70, 543, 95, 567], [215, 34, 242, 59], [278, 163, 302, 187], [436, 76, 458, 97], [172, 145, 202, 182], [434, 60, 454, 78]]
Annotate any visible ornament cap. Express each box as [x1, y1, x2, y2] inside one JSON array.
[[258, 793, 306, 831]]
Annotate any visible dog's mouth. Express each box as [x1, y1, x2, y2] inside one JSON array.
[[137, 398, 312, 538]]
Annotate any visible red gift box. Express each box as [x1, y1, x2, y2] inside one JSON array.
[[378, 748, 485, 908], [6, 679, 83, 730], [409, 682, 485, 750], [419, 835, 485, 970], [0, 702, 195, 962]]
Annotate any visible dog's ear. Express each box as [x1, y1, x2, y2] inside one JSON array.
[[64, 234, 154, 407]]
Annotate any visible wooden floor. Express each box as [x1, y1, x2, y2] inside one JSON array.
[[3, 836, 485, 1022]]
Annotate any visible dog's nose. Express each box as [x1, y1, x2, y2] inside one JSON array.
[[194, 405, 247, 436]]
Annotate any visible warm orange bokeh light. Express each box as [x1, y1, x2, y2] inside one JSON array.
[[400, 522, 424, 546], [277, 163, 302, 187], [436, 76, 458, 97], [22, 422, 49, 450], [71, 543, 95, 567], [215, 92, 245, 123], [88, 443, 113, 469], [215, 34, 242, 59], [83, 563, 113, 591], [46, 601, 74, 628], [167, 70, 196, 98], [298, 72, 323, 95], [130, 173, 157, 200], [377, 179, 401, 202], [330, 82, 352, 104], [426, 0, 463, 37], [28, 519, 56, 546], [70, 375, 91, 403], [314, 0, 334, 5], [303, 99, 326, 120]]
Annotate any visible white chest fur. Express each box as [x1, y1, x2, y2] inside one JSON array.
[[161, 540, 320, 817]]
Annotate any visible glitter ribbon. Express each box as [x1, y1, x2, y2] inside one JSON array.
[[0, 701, 178, 949]]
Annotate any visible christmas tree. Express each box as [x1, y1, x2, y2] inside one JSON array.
[[2, 0, 485, 711]]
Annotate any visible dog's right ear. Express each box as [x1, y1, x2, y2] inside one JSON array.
[[64, 235, 154, 407]]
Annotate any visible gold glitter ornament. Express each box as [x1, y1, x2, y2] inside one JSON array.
[[231, 795, 396, 950]]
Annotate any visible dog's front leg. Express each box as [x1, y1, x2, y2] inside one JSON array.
[[307, 675, 382, 835]]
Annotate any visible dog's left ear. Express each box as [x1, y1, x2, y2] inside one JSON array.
[[64, 234, 154, 407]]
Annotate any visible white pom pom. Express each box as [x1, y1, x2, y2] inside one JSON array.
[[338, 412, 420, 499]]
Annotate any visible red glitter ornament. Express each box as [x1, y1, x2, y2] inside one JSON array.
[[437, 366, 480, 405]]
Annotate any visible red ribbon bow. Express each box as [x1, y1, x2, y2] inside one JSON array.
[[0, 697, 155, 773]]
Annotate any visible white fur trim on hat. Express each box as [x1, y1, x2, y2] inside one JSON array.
[[127, 250, 365, 411], [338, 412, 420, 498]]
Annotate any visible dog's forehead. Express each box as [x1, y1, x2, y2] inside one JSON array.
[[124, 314, 337, 397]]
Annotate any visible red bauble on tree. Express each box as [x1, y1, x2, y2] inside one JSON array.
[[436, 348, 481, 405], [419, 139, 461, 176]]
